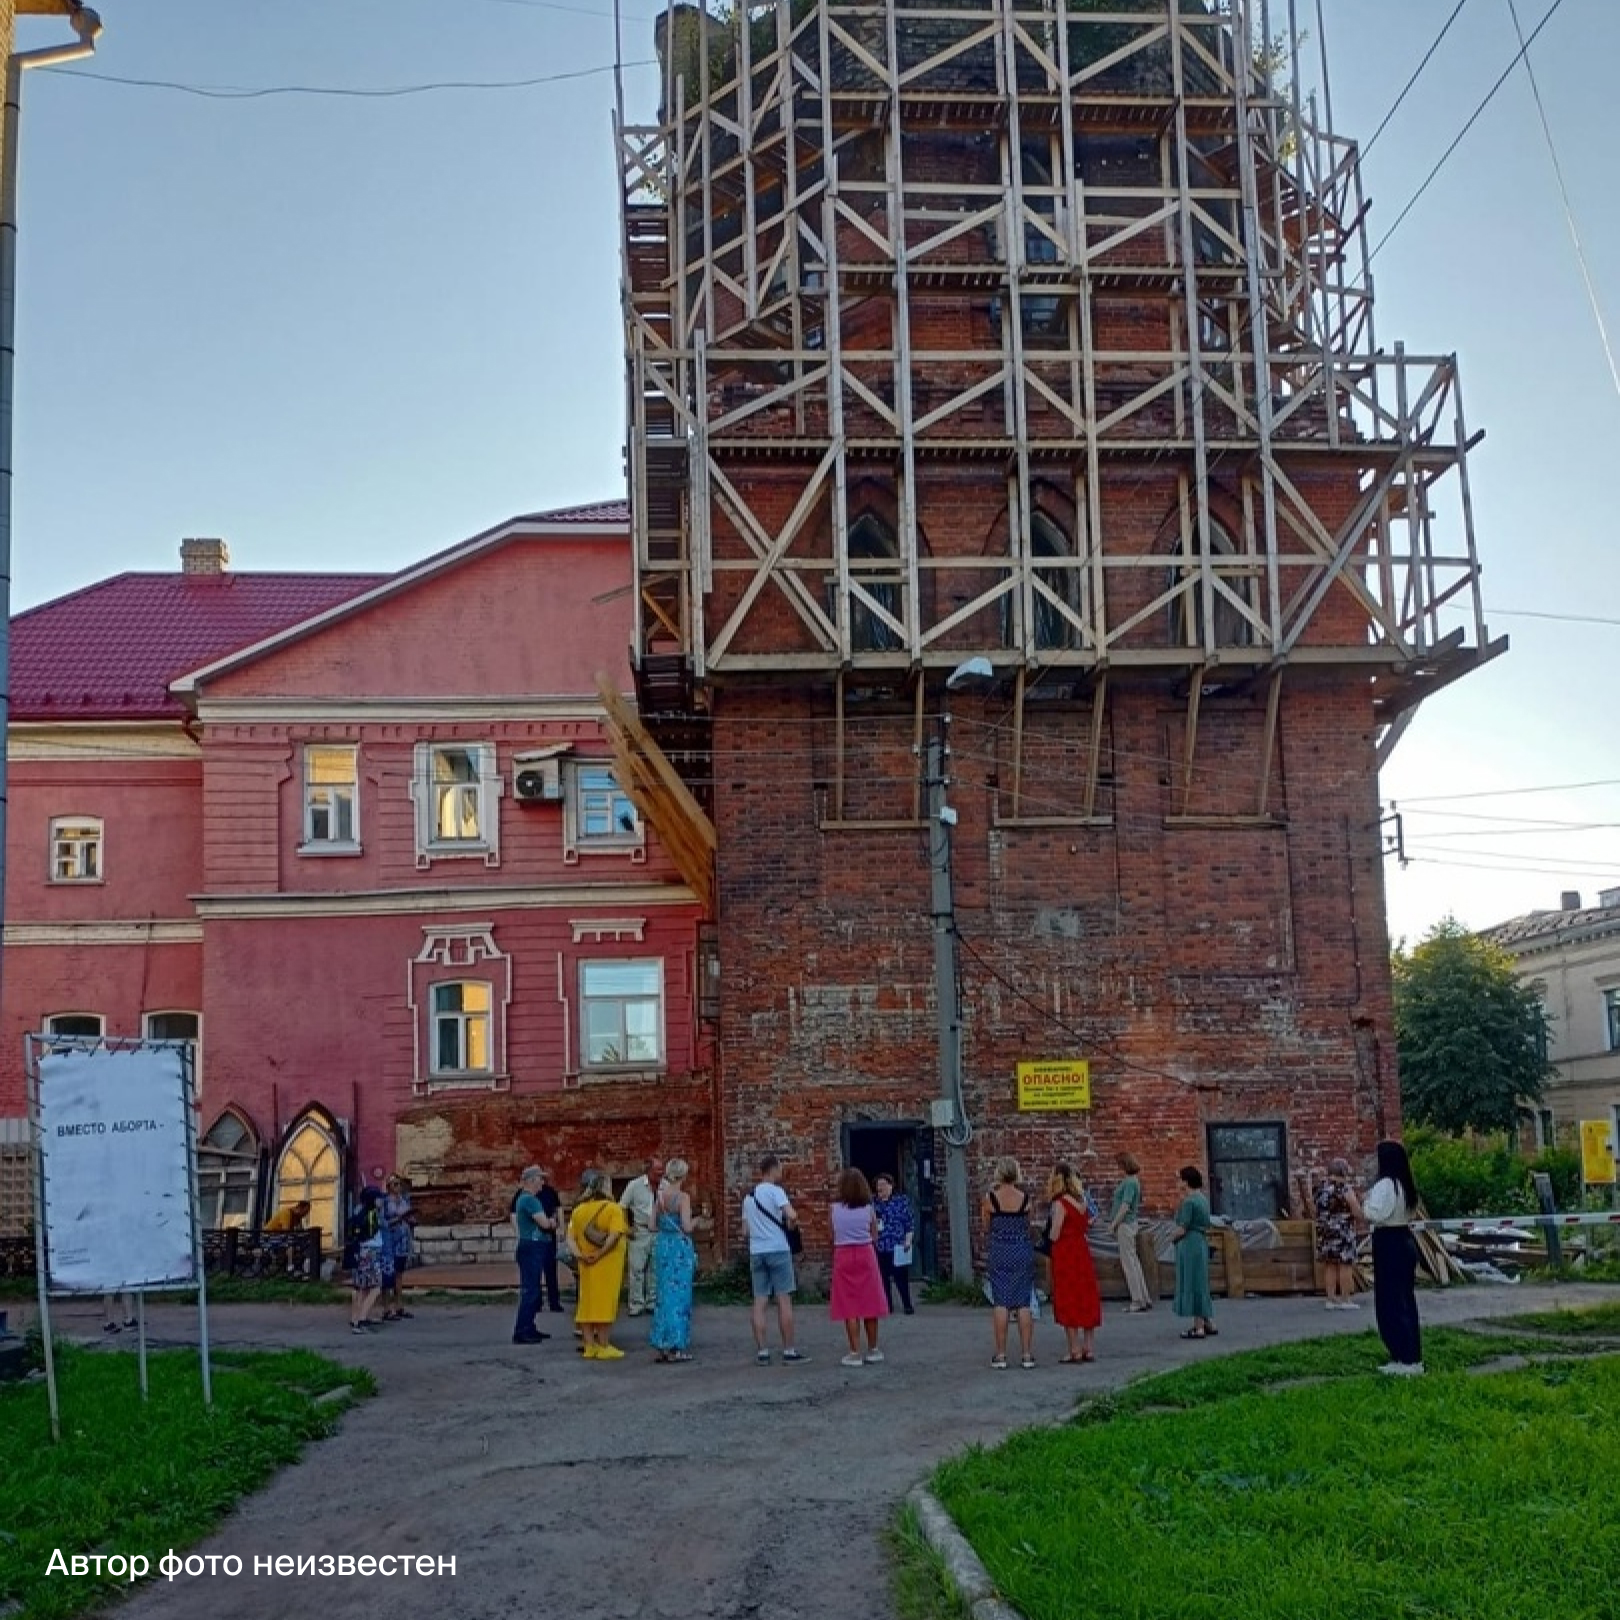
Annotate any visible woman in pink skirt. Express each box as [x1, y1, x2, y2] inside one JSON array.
[[829, 1167, 890, 1366]]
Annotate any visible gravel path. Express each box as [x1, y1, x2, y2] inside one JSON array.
[[22, 1281, 1611, 1620]]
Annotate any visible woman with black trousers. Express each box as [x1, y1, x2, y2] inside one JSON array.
[[1363, 1140, 1424, 1378]]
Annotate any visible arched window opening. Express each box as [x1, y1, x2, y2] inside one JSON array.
[[275, 1109, 344, 1250], [1002, 510, 1081, 653], [198, 1108, 260, 1230], [846, 512, 903, 653], [1169, 518, 1257, 650]]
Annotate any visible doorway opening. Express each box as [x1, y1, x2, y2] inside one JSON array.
[[841, 1119, 937, 1277]]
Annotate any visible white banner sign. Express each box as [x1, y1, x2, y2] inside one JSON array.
[[37, 1044, 196, 1292]]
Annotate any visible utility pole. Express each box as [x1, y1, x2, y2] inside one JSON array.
[[926, 726, 974, 1283]]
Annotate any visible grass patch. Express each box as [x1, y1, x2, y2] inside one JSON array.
[[887, 1503, 972, 1620], [930, 1328, 1620, 1620], [1505, 1301, 1620, 1337], [1, 1343, 373, 1619], [921, 1277, 986, 1309]]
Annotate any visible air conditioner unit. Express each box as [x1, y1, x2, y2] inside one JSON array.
[[513, 760, 563, 804]]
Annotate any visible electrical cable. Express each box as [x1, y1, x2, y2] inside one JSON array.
[[1485, 608, 1620, 627], [1361, 0, 1473, 158], [40, 59, 653, 99], [1368, 0, 1570, 262], [1505, 0, 1620, 412]]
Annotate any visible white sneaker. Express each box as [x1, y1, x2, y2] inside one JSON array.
[[1377, 1361, 1403, 1375], [1340, 1301, 1362, 1310], [863, 1349, 885, 1364], [841, 1352, 864, 1367]]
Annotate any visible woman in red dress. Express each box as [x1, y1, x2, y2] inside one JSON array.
[[1046, 1162, 1102, 1363]]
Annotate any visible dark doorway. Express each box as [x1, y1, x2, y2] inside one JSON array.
[[841, 1120, 937, 1277], [1206, 1122, 1289, 1219]]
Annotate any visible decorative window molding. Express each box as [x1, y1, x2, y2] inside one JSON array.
[[409, 926, 512, 1092], [300, 744, 360, 855], [410, 742, 502, 868], [562, 761, 645, 864], [570, 917, 647, 944], [49, 817, 103, 883]]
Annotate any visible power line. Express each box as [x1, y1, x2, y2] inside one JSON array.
[[1486, 607, 1620, 627], [1362, 0, 1474, 158], [1368, 0, 1570, 262], [1505, 0, 1620, 411], [40, 60, 651, 100], [1395, 778, 1620, 805]]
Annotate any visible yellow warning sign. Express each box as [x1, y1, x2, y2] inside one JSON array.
[[1580, 1120, 1616, 1186], [1016, 1059, 1091, 1112]]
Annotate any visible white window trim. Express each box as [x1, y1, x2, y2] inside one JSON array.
[[299, 743, 361, 856], [427, 980, 495, 1079], [143, 1010, 202, 1087], [563, 760, 645, 865], [43, 1012, 106, 1045], [48, 816, 104, 884], [578, 956, 666, 1075], [410, 742, 502, 869], [408, 926, 512, 1093]]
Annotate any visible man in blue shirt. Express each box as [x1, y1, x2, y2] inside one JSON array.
[[512, 1166, 556, 1345]]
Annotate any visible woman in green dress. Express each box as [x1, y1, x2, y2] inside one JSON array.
[[1171, 1165, 1217, 1340]]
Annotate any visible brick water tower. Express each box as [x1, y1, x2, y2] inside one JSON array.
[[612, 0, 1499, 1270]]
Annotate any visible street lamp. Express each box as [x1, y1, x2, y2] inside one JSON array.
[[0, 0, 103, 971]]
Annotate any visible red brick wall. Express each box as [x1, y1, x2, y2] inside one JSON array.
[[707, 675, 1398, 1271]]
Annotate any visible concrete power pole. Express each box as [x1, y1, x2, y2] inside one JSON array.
[[926, 730, 974, 1283]]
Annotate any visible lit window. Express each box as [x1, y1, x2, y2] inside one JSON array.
[[580, 960, 664, 1068], [411, 741, 498, 861], [413, 743, 498, 858], [49, 817, 102, 882], [302, 745, 358, 850], [275, 1110, 342, 1245], [431, 981, 492, 1074]]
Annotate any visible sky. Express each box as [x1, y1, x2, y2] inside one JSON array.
[[8, 0, 1618, 943]]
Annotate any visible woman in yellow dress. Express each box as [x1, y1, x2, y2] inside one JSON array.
[[568, 1169, 629, 1360]]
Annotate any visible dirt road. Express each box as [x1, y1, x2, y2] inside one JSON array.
[[26, 1281, 1609, 1620]]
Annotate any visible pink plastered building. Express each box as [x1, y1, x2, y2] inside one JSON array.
[[1, 505, 713, 1243]]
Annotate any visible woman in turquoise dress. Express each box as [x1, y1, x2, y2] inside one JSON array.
[[649, 1157, 698, 1362], [1171, 1165, 1217, 1339]]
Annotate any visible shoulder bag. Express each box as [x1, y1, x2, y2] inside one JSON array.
[[753, 1189, 804, 1255]]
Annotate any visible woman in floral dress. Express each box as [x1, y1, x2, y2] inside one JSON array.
[[1313, 1157, 1364, 1311]]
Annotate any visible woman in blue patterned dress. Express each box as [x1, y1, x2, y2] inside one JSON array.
[[873, 1173, 916, 1314], [982, 1157, 1037, 1369], [649, 1157, 698, 1362]]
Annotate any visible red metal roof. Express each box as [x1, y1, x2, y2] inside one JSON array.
[[10, 572, 386, 722]]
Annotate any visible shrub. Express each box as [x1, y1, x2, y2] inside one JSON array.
[[1406, 1128, 1585, 1219]]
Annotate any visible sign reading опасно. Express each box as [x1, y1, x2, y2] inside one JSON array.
[[1015, 1059, 1090, 1111]]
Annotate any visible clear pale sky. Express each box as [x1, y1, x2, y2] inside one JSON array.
[[11, 0, 1618, 942]]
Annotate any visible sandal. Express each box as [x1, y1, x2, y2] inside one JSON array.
[[1020, 1357, 1037, 1370], [669, 1351, 694, 1363], [1204, 1327, 1219, 1337], [1180, 1328, 1207, 1339], [1080, 1352, 1095, 1362], [1058, 1353, 1083, 1364], [990, 1354, 1008, 1370]]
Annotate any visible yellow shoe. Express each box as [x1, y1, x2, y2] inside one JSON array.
[[595, 1343, 625, 1360], [582, 1344, 601, 1359]]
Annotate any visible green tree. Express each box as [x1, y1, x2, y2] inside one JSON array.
[[1392, 918, 1551, 1136]]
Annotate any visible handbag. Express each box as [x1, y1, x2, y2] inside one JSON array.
[[754, 1190, 804, 1255], [1035, 1215, 1053, 1257]]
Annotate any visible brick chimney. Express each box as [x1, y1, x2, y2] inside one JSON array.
[[180, 537, 229, 575]]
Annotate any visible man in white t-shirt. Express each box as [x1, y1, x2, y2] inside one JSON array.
[[744, 1153, 808, 1364]]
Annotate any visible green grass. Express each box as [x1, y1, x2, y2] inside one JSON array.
[[921, 1327, 1620, 1620], [887, 1504, 972, 1620], [1, 1343, 373, 1620], [1505, 1301, 1620, 1337]]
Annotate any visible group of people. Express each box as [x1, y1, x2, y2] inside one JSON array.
[[371, 1137, 1427, 1379], [346, 1176, 416, 1334]]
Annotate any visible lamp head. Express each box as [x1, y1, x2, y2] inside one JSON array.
[[68, 5, 104, 44]]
